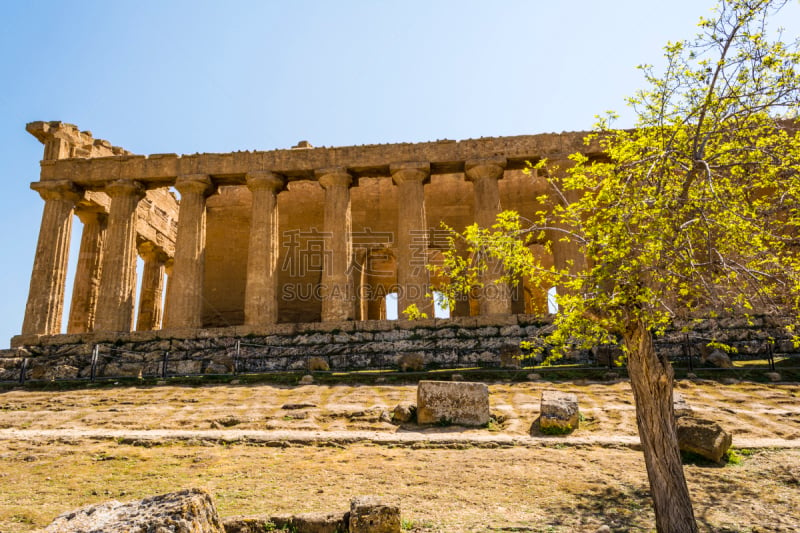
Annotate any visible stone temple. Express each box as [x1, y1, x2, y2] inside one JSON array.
[[15, 121, 595, 348]]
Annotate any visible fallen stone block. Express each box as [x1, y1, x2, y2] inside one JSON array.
[[702, 348, 733, 368], [677, 416, 732, 463], [539, 390, 579, 434], [392, 402, 416, 423], [416, 380, 490, 426], [349, 495, 400, 533], [43, 488, 224, 532]]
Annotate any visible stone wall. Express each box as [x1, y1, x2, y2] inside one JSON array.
[[2, 314, 799, 383]]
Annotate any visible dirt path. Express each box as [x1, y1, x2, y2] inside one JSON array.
[[1, 427, 799, 451]]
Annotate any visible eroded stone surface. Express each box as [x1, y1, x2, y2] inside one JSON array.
[[540, 390, 580, 433], [416, 380, 490, 426], [677, 416, 732, 463], [349, 496, 400, 533], [42, 488, 223, 532]]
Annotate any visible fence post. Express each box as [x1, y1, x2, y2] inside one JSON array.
[[162, 351, 169, 379], [234, 340, 240, 375], [768, 341, 775, 372], [683, 334, 694, 371], [90, 345, 99, 382], [19, 358, 28, 385]]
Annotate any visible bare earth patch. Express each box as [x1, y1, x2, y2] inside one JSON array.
[[0, 379, 798, 532]]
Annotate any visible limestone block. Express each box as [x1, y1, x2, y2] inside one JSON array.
[[102, 362, 143, 378], [225, 512, 347, 533], [677, 416, 732, 463], [392, 403, 416, 423], [290, 512, 347, 533], [540, 390, 580, 434], [43, 488, 223, 532], [416, 380, 490, 426], [349, 495, 401, 533], [172, 359, 204, 375]]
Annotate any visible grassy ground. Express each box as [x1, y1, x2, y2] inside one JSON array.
[[1, 378, 799, 532]]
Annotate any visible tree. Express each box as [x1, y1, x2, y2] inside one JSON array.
[[432, 1, 800, 531]]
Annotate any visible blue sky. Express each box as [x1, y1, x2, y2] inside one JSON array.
[[1, 1, 798, 347]]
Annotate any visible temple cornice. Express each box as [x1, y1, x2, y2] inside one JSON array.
[[38, 131, 599, 187]]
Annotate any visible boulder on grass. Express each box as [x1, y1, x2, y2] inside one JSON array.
[[43, 488, 223, 532], [702, 349, 733, 368], [539, 390, 579, 434], [349, 495, 400, 533], [677, 416, 732, 463], [416, 380, 490, 426]]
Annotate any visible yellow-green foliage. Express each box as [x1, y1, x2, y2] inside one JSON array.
[[431, 0, 800, 359], [401, 304, 428, 320]]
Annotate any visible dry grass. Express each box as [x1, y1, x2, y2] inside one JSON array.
[[0, 379, 799, 532]]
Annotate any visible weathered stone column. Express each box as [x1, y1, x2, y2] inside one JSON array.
[[21, 180, 81, 336], [136, 242, 166, 331], [317, 168, 354, 321], [244, 171, 285, 326], [391, 162, 433, 318], [465, 157, 512, 316], [95, 180, 146, 332], [66, 207, 107, 334], [547, 159, 587, 298], [163, 175, 215, 329]]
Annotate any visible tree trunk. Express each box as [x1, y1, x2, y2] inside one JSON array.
[[623, 319, 698, 533]]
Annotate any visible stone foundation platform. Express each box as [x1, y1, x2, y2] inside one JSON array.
[[2, 314, 799, 382]]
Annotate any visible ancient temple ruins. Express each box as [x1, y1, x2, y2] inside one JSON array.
[[14, 121, 598, 347]]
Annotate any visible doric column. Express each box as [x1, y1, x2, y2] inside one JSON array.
[[21, 180, 81, 336], [465, 157, 512, 316], [317, 168, 354, 321], [547, 159, 587, 297], [95, 180, 146, 332], [391, 162, 433, 318], [136, 241, 166, 331], [163, 174, 215, 329], [244, 171, 285, 326], [67, 207, 107, 333]]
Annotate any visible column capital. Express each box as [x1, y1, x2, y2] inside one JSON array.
[[316, 167, 353, 189], [390, 162, 430, 186], [74, 204, 107, 225], [246, 171, 285, 192], [464, 157, 507, 182], [175, 174, 215, 196], [105, 179, 146, 199], [137, 240, 168, 263], [30, 180, 82, 203]]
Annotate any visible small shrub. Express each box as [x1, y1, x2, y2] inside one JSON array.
[[402, 304, 428, 320]]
